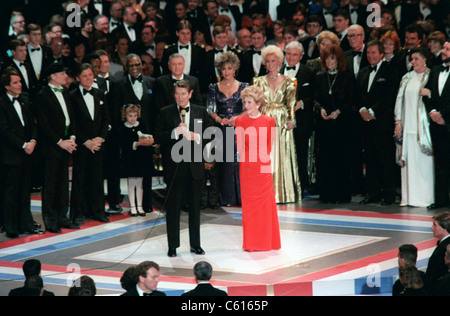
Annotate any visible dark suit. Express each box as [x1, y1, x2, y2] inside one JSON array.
[[301, 36, 321, 65], [110, 74, 156, 212], [281, 63, 316, 190], [182, 283, 228, 297], [3, 59, 40, 99], [26, 44, 53, 82], [426, 237, 450, 289], [356, 62, 399, 203], [35, 85, 76, 231], [69, 87, 110, 222], [0, 93, 37, 235], [155, 103, 211, 250], [154, 74, 202, 111], [423, 65, 450, 207], [120, 286, 166, 296]]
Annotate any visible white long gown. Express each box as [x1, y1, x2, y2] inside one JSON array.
[[394, 70, 434, 207]]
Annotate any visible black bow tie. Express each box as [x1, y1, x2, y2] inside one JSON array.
[[143, 292, 154, 296], [286, 66, 296, 71], [324, 11, 333, 15], [179, 106, 190, 114], [253, 51, 261, 55], [83, 89, 93, 96], [351, 8, 358, 13], [131, 75, 143, 84], [179, 45, 189, 50], [128, 26, 134, 31], [370, 66, 377, 73], [111, 21, 120, 26], [220, 8, 229, 12], [214, 49, 223, 54], [442, 65, 450, 73], [146, 45, 155, 50], [19, 62, 25, 67], [353, 51, 362, 57], [12, 97, 20, 104], [30, 47, 41, 52]]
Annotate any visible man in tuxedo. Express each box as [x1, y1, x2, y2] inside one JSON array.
[[343, 0, 369, 29], [25, 24, 52, 83], [318, 0, 337, 30], [111, 5, 140, 44], [333, 9, 352, 53], [216, 0, 242, 34], [110, 54, 155, 213], [426, 212, 450, 290], [422, 39, 450, 210], [130, 25, 157, 59], [357, 40, 399, 206], [182, 261, 228, 296], [121, 261, 166, 296], [48, 37, 77, 74], [344, 24, 368, 79], [0, 67, 39, 238], [301, 15, 324, 64], [154, 53, 202, 111], [109, 0, 123, 33], [281, 41, 316, 195], [4, 39, 39, 100], [162, 20, 207, 93], [395, 24, 424, 79], [248, 28, 267, 79], [35, 63, 79, 233], [205, 25, 232, 85], [70, 64, 110, 225], [155, 80, 211, 257]]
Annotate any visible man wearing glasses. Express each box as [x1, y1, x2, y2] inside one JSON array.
[[301, 15, 324, 64]]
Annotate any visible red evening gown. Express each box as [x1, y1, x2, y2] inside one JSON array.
[[235, 114, 281, 252]]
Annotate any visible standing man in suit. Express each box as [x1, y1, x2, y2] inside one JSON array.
[[344, 24, 368, 79], [206, 26, 232, 85], [426, 212, 450, 290], [182, 261, 228, 296], [422, 39, 450, 210], [395, 24, 424, 79], [216, 0, 242, 34], [162, 20, 207, 93], [333, 9, 352, 53], [35, 63, 79, 233], [248, 28, 267, 79], [110, 54, 155, 213], [25, 24, 52, 84], [111, 5, 140, 44], [155, 80, 211, 257], [70, 64, 110, 225], [154, 53, 202, 111], [301, 15, 324, 65], [0, 67, 39, 238], [357, 40, 399, 206], [281, 41, 316, 195]]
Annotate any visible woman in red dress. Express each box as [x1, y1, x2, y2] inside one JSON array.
[[235, 86, 281, 252]]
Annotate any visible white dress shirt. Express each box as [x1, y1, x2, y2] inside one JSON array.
[[178, 42, 192, 75], [7, 93, 24, 126], [49, 83, 71, 126], [28, 44, 43, 79], [80, 86, 95, 120], [13, 59, 29, 88]]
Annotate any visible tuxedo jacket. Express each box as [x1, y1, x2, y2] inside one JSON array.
[[182, 283, 228, 297], [154, 74, 202, 110], [120, 287, 166, 297], [426, 237, 450, 288], [423, 64, 450, 132], [356, 62, 399, 131], [69, 87, 110, 148], [281, 63, 317, 133], [111, 23, 141, 45], [0, 93, 37, 165], [344, 47, 369, 79], [25, 44, 53, 81], [110, 75, 156, 134], [301, 36, 321, 64], [2, 59, 40, 98], [35, 85, 76, 159], [155, 103, 211, 183]]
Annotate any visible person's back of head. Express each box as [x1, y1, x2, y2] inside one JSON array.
[[193, 261, 213, 282], [23, 259, 41, 279], [398, 244, 418, 267]]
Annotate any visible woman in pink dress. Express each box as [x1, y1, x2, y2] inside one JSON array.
[[235, 86, 281, 252]]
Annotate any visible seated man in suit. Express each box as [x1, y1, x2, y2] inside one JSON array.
[[155, 80, 211, 257], [0, 67, 40, 238], [154, 53, 202, 111], [121, 261, 166, 296], [70, 63, 110, 225], [182, 261, 227, 296]]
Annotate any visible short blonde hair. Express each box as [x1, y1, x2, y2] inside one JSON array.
[[317, 30, 339, 48], [261, 45, 284, 66], [240, 85, 265, 106]]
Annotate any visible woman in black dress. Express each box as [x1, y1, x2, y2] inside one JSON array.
[[314, 44, 354, 203]]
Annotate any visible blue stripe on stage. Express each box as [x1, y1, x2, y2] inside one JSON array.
[[0, 217, 166, 262], [227, 213, 431, 233]]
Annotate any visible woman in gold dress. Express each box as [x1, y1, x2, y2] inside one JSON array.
[[252, 45, 301, 204]]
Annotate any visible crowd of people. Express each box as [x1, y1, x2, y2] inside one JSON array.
[[0, 0, 449, 251], [6, 211, 450, 295]]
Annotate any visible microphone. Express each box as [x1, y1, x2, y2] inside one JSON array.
[[180, 109, 187, 123]]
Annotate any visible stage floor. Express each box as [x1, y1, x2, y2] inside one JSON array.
[[0, 179, 443, 296]]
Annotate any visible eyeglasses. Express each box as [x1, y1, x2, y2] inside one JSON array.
[[347, 34, 363, 39], [307, 23, 321, 28]]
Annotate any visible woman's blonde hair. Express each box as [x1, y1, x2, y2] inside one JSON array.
[[240, 85, 265, 106], [261, 45, 284, 66]]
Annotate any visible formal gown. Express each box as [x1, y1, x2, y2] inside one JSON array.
[[252, 76, 301, 203], [394, 70, 434, 207], [207, 82, 248, 206], [235, 114, 281, 252]]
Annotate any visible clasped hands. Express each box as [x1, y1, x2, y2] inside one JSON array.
[[58, 138, 77, 154], [421, 88, 445, 125], [217, 116, 237, 127], [175, 123, 200, 142], [84, 137, 104, 154], [359, 109, 375, 122], [321, 109, 341, 121]]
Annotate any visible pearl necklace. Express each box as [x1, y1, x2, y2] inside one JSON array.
[[267, 73, 281, 79]]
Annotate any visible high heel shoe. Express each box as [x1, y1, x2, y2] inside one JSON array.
[[137, 206, 146, 217], [130, 207, 138, 217]]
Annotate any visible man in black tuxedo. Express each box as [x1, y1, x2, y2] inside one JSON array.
[[343, 0, 369, 30], [155, 80, 211, 257], [344, 25, 369, 79], [357, 40, 399, 206], [333, 9, 352, 53], [301, 15, 324, 65], [161, 20, 207, 93], [247, 28, 267, 80], [3, 39, 40, 100], [121, 261, 166, 296], [426, 212, 450, 289], [25, 24, 52, 84], [182, 261, 228, 296], [35, 63, 79, 233], [154, 53, 202, 111], [281, 41, 316, 194], [111, 5, 140, 44], [0, 67, 39, 238], [205, 26, 232, 85], [110, 54, 155, 213], [422, 40, 450, 210], [216, 0, 242, 34], [394, 24, 424, 79], [70, 64, 110, 225]]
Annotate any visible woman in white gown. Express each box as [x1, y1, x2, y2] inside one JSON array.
[[394, 47, 434, 207]]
